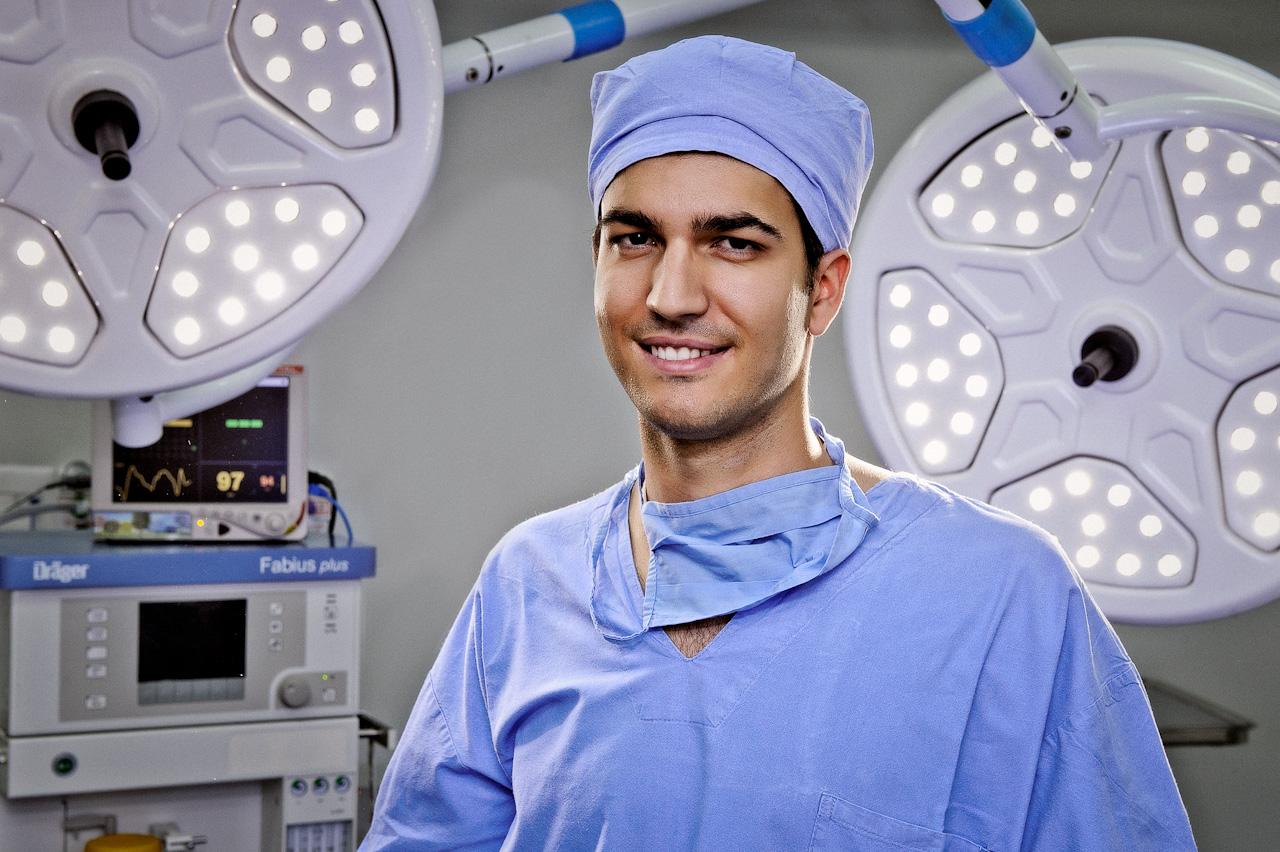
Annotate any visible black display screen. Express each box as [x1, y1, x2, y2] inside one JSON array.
[[138, 599, 247, 682], [111, 377, 290, 504]]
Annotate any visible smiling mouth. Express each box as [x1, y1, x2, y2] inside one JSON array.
[[645, 344, 726, 362]]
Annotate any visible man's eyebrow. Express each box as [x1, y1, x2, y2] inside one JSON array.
[[598, 208, 661, 233], [692, 213, 783, 241]]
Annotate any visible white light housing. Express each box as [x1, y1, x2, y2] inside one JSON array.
[[875, 269, 1003, 474], [1164, 128, 1280, 295], [0, 0, 441, 411], [992, 457, 1196, 589], [0, 206, 98, 366], [1217, 367, 1280, 551], [149, 185, 363, 356], [847, 38, 1280, 624], [231, 0, 397, 148], [920, 113, 1116, 248]]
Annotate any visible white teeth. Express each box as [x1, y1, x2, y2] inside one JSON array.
[[651, 345, 710, 361]]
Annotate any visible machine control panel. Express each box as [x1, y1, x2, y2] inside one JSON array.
[[4, 580, 360, 736]]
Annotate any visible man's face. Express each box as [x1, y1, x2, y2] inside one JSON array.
[[594, 153, 838, 442]]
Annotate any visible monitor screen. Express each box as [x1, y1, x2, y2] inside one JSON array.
[[138, 599, 247, 683], [91, 367, 308, 541], [110, 378, 291, 505]]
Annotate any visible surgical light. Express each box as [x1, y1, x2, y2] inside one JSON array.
[[0, 0, 443, 445], [847, 29, 1280, 623]]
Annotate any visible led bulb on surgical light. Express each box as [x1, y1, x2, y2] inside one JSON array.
[[267, 57, 292, 82], [0, 318, 26, 343], [225, 200, 251, 227], [302, 26, 327, 51], [339, 21, 365, 44]]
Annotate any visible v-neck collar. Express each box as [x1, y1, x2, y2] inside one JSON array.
[[589, 419, 879, 644]]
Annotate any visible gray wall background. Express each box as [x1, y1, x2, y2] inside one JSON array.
[[2, 3, 1278, 848]]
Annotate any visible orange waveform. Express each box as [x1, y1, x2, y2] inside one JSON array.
[[115, 465, 195, 501]]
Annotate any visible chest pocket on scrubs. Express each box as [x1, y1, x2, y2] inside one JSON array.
[[809, 794, 990, 852]]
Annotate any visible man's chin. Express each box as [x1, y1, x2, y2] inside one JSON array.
[[639, 404, 758, 444]]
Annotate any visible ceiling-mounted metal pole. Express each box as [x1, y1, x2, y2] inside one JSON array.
[[934, 0, 1106, 159], [442, 0, 767, 94]]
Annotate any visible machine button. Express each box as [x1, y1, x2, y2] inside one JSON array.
[[290, 778, 308, 797], [323, 605, 338, 620], [85, 694, 107, 710], [85, 664, 107, 679], [334, 775, 351, 794], [269, 602, 284, 616], [264, 513, 286, 533], [322, 687, 338, 703], [313, 777, 329, 795], [269, 619, 284, 634], [52, 754, 77, 776], [86, 607, 109, 623], [86, 645, 108, 661], [278, 675, 312, 708], [268, 637, 284, 652], [86, 626, 107, 642]]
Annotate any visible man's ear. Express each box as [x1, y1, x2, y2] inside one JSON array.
[[808, 248, 850, 336]]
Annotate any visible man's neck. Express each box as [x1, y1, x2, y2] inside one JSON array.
[[638, 408, 831, 504]]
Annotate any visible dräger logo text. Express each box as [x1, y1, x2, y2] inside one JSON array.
[[32, 560, 90, 583]]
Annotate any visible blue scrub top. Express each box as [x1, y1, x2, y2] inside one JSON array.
[[363, 457, 1195, 851]]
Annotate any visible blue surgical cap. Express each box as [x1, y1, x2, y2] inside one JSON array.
[[588, 35, 874, 252]]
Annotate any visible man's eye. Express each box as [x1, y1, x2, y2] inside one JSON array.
[[719, 236, 757, 253], [615, 232, 651, 247]]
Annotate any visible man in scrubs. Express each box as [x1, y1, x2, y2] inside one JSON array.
[[362, 36, 1197, 851]]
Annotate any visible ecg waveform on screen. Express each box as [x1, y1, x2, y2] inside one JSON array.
[[115, 465, 195, 502]]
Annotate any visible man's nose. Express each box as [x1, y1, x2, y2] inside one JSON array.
[[646, 243, 709, 319]]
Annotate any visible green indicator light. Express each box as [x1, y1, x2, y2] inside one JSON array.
[[251, 419, 263, 428], [225, 419, 236, 428], [322, 674, 330, 680], [52, 753, 77, 776]]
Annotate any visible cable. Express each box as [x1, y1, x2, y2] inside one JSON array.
[[307, 479, 353, 546], [308, 471, 340, 545], [2, 481, 61, 517], [1, 463, 94, 529], [0, 503, 82, 528]]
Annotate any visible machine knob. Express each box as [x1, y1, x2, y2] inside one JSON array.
[[278, 676, 312, 708]]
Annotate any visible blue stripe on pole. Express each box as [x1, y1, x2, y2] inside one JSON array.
[[559, 0, 626, 60], [943, 0, 1037, 68]]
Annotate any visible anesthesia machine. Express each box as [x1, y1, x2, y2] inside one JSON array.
[[1, 368, 377, 851]]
